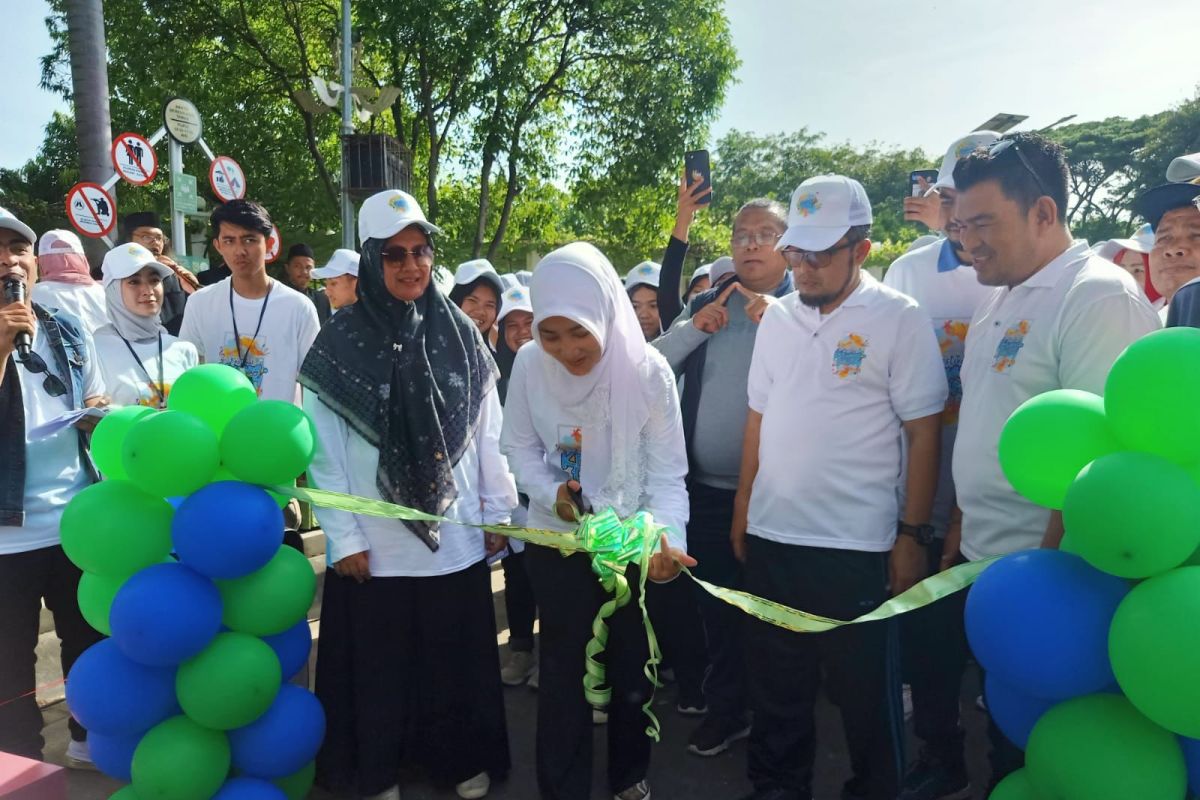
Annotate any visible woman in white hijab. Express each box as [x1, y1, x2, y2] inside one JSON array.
[[91, 243, 197, 409], [501, 242, 693, 800]]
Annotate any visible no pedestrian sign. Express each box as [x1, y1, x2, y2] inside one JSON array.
[[111, 132, 158, 186], [65, 182, 117, 239], [209, 156, 247, 202]]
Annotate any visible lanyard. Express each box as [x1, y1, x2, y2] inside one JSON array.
[[229, 280, 274, 372], [119, 332, 165, 409]]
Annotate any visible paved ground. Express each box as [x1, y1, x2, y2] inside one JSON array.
[[42, 563, 996, 800]]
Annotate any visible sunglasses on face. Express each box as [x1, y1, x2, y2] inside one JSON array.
[[17, 351, 67, 398], [782, 240, 857, 269], [380, 244, 435, 265], [988, 139, 1052, 198]]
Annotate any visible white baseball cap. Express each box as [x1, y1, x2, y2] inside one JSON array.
[[101, 242, 173, 285], [38, 229, 85, 257], [1093, 224, 1155, 261], [692, 263, 713, 280], [777, 175, 873, 253], [624, 261, 661, 290], [455, 258, 499, 286], [0, 207, 36, 244], [497, 285, 533, 324], [709, 256, 735, 284], [928, 131, 1002, 194], [357, 190, 443, 245], [312, 249, 360, 279], [1166, 152, 1200, 184], [515, 270, 533, 286]]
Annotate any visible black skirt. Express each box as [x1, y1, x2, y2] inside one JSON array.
[[314, 558, 511, 796]]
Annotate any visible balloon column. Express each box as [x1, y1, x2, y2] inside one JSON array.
[[64, 364, 324, 800], [971, 328, 1200, 800]]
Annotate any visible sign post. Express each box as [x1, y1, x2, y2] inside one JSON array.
[[163, 97, 203, 259]]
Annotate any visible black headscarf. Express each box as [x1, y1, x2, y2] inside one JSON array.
[[494, 317, 518, 405], [298, 236, 497, 551]]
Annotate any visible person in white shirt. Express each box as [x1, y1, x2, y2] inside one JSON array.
[[30, 230, 108, 335], [310, 248, 360, 316], [625, 260, 664, 341], [300, 190, 515, 800], [92, 243, 198, 410], [451, 259, 505, 343], [178, 200, 319, 405], [941, 133, 1160, 794], [500, 242, 692, 800], [734, 176, 947, 800]]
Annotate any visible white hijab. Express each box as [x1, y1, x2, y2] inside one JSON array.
[[530, 242, 650, 514]]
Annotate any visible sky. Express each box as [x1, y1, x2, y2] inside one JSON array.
[[3, 0, 1199, 170]]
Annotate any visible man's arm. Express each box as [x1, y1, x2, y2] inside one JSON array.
[[892, 413, 941, 594], [730, 408, 762, 563]]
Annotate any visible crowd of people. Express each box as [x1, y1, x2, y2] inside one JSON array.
[[1, 130, 1198, 800]]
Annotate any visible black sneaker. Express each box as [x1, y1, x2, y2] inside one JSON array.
[[676, 686, 708, 716], [898, 749, 971, 800], [687, 714, 751, 757]]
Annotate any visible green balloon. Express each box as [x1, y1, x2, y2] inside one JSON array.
[[91, 406, 156, 479], [176, 632, 281, 730], [1026, 693, 1184, 800], [122, 411, 220, 498], [1105, 327, 1200, 465], [77, 571, 127, 636], [131, 715, 231, 800], [220, 401, 316, 486], [989, 768, 1045, 800], [1110, 567, 1200, 737], [1062, 451, 1200, 578], [167, 364, 258, 437], [273, 760, 316, 800], [61, 480, 173, 576], [109, 787, 143, 799], [217, 546, 315, 636], [999, 389, 1119, 510]]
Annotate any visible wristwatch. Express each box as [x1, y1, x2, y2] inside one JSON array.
[[897, 521, 935, 546]]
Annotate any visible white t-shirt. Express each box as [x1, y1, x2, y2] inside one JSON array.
[[953, 242, 1161, 561], [178, 277, 319, 405], [92, 325, 199, 408], [884, 239, 993, 536], [746, 274, 948, 552], [31, 283, 109, 335], [3, 322, 103, 555]]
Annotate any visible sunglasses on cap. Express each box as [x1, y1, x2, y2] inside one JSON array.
[[17, 350, 68, 398], [380, 244, 435, 265], [988, 139, 1051, 199]]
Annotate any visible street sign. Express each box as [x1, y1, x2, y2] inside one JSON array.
[[110, 131, 158, 186], [173, 173, 199, 214], [64, 182, 117, 239], [163, 97, 203, 144], [265, 225, 281, 263], [209, 156, 247, 202]]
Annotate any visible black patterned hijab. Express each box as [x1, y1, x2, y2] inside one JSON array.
[[299, 236, 497, 551]]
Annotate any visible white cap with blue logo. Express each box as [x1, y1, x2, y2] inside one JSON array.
[[358, 190, 443, 244], [497, 284, 533, 323], [624, 261, 661, 290], [928, 131, 1002, 194], [777, 175, 873, 253]]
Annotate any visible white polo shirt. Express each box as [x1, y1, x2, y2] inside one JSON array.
[[884, 239, 993, 536], [746, 273, 948, 552], [953, 241, 1161, 561]]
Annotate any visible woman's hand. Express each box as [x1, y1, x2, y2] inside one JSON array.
[[554, 480, 584, 523], [334, 551, 371, 583], [647, 532, 698, 583]]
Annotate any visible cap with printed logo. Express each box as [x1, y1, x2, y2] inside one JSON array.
[[497, 285, 533, 324], [0, 207, 36, 245], [624, 261, 661, 290], [101, 243, 174, 285], [776, 175, 873, 253], [455, 258, 500, 286], [928, 131, 1002, 194], [312, 249, 361, 280], [357, 190, 443, 244]]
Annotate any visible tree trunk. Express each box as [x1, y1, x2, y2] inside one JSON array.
[[487, 149, 521, 261], [473, 149, 496, 258], [64, 0, 114, 268]]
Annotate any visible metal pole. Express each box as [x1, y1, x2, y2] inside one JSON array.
[[169, 138, 186, 258], [340, 0, 354, 249]]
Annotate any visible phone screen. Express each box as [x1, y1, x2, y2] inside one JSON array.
[[910, 169, 939, 197], [685, 150, 712, 206]]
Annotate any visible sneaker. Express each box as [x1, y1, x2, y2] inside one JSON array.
[[593, 708, 609, 725], [614, 779, 650, 800], [364, 787, 401, 800], [65, 739, 95, 771], [676, 687, 708, 716], [527, 664, 539, 689], [898, 749, 971, 800], [903, 683, 914, 723], [501, 650, 536, 686], [687, 714, 751, 757], [456, 772, 490, 799]]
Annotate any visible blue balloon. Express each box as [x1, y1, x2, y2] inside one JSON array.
[[985, 671, 1056, 749], [173, 481, 284, 579], [88, 728, 144, 781], [965, 549, 1129, 701], [65, 639, 177, 736], [261, 620, 312, 681], [109, 562, 223, 666], [213, 777, 288, 799], [1182, 737, 1200, 795], [229, 685, 325, 779]]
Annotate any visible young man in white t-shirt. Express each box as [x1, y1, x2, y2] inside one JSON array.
[[179, 200, 320, 405], [733, 177, 947, 800], [0, 207, 106, 766]]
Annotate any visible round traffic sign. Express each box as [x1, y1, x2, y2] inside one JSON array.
[[111, 132, 158, 186], [163, 97, 202, 144], [209, 156, 247, 202], [65, 182, 117, 239], [265, 225, 281, 263]]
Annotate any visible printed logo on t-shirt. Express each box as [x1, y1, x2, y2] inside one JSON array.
[[218, 335, 269, 395], [937, 320, 970, 424], [556, 425, 582, 482], [135, 381, 172, 409], [992, 321, 1030, 373], [832, 333, 868, 379]]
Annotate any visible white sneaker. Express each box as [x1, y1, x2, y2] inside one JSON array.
[[363, 786, 400, 800], [456, 771, 490, 799], [65, 738, 95, 771], [592, 708, 609, 725], [501, 650, 536, 686], [527, 664, 539, 690]]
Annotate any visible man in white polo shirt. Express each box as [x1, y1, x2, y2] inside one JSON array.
[[733, 176, 947, 800]]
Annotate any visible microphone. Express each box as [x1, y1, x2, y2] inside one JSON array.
[[2, 277, 31, 360]]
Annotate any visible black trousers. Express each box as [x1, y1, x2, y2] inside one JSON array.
[[644, 571, 708, 700], [502, 551, 538, 652], [0, 545, 103, 759], [744, 537, 903, 800], [524, 544, 652, 799], [686, 482, 745, 719]]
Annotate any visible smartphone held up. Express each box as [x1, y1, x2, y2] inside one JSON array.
[[685, 149, 712, 206]]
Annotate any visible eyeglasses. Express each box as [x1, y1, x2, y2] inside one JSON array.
[[782, 240, 858, 270], [17, 351, 67, 398], [988, 139, 1052, 198], [380, 244, 435, 266], [133, 232, 164, 244], [731, 231, 781, 249]]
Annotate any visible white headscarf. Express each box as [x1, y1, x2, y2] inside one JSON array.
[[104, 278, 165, 344], [530, 242, 650, 513]]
